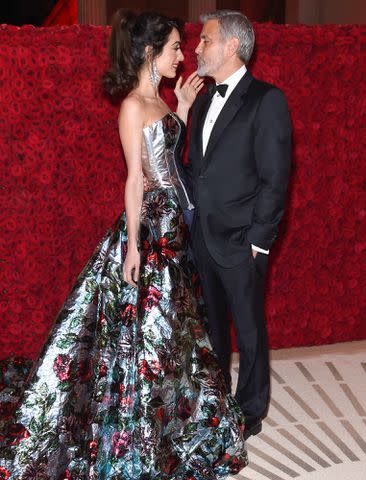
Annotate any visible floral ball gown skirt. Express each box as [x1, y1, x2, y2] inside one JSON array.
[[0, 113, 247, 479]]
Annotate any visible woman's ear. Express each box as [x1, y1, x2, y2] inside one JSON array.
[[144, 45, 153, 59]]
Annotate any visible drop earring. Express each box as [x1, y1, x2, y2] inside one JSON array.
[[149, 58, 160, 89]]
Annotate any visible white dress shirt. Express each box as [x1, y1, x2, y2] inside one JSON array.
[[202, 65, 269, 255]]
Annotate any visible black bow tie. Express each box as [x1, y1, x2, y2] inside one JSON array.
[[208, 83, 228, 98]]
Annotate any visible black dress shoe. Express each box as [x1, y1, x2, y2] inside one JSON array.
[[244, 419, 262, 440]]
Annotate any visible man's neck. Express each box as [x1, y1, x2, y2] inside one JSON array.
[[214, 62, 245, 84]]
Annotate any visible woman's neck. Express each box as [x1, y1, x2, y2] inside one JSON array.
[[135, 67, 161, 100]]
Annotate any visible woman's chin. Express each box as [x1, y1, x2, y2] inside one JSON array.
[[166, 69, 178, 78]]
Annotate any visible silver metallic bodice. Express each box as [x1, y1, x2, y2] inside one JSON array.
[[142, 112, 194, 210]]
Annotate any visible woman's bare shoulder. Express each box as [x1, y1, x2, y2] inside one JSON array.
[[119, 92, 146, 124]]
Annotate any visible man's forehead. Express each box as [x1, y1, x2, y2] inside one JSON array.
[[201, 19, 219, 37]]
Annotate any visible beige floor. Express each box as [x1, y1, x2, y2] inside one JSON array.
[[229, 340, 366, 480]]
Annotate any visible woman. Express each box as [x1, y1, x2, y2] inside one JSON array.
[[0, 10, 247, 479]]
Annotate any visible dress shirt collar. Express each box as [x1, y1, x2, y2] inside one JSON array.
[[216, 64, 247, 99]]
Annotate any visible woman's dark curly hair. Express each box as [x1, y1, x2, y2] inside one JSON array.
[[103, 10, 184, 98]]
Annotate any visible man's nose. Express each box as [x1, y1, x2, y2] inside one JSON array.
[[195, 43, 201, 55]]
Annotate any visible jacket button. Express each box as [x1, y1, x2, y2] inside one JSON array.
[[199, 175, 205, 179]]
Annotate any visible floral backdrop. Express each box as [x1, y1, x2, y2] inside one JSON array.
[[0, 23, 366, 363]]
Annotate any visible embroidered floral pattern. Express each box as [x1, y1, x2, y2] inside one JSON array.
[[0, 115, 247, 479]]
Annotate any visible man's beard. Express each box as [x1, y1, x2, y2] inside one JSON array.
[[197, 50, 224, 77], [196, 58, 208, 76]]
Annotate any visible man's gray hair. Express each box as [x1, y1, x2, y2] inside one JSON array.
[[200, 10, 255, 64]]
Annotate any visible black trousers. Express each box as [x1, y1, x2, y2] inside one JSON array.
[[191, 220, 270, 423]]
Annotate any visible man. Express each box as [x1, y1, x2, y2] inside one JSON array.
[[186, 10, 292, 440]]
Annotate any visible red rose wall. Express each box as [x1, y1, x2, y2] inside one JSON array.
[[0, 23, 366, 362]]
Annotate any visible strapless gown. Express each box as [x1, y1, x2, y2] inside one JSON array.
[[0, 112, 247, 479]]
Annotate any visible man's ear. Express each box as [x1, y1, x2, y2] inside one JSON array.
[[227, 37, 240, 57]]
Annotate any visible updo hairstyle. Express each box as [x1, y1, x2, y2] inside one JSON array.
[[103, 10, 184, 97]]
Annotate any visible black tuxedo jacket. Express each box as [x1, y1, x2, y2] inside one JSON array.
[[185, 70, 292, 267]]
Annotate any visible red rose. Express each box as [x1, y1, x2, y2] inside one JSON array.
[[208, 416, 220, 428], [0, 467, 10, 480], [158, 237, 168, 247], [111, 431, 131, 458], [138, 359, 161, 382], [229, 456, 246, 474], [139, 286, 162, 312], [60, 468, 72, 480], [190, 321, 205, 340], [53, 354, 72, 382], [99, 361, 108, 377], [8, 423, 30, 445], [156, 406, 164, 421], [121, 304, 136, 327], [198, 347, 215, 365], [88, 439, 98, 461]]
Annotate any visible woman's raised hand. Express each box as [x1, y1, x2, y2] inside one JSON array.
[[174, 71, 204, 109]]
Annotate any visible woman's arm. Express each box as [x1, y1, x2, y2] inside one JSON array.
[[118, 96, 144, 287]]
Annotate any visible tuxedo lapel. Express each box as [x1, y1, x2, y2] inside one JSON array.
[[195, 90, 213, 162], [202, 71, 253, 170]]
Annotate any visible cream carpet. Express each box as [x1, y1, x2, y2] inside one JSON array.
[[229, 340, 366, 480]]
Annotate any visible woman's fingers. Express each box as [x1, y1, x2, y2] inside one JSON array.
[[183, 72, 203, 88], [189, 78, 204, 96], [143, 175, 150, 191], [123, 262, 140, 288], [175, 75, 183, 91], [132, 261, 140, 285], [123, 264, 129, 285], [185, 71, 198, 84], [193, 79, 204, 89]]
